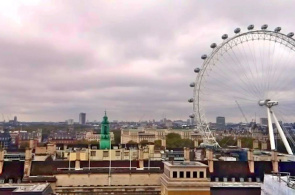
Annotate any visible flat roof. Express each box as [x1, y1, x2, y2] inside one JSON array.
[[0, 183, 50, 192], [164, 161, 207, 167]]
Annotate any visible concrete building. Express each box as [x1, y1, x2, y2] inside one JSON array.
[[85, 131, 114, 142], [0, 145, 294, 194], [216, 117, 225, 130], [260, 118, 268, 126], [79, 113, 86, 125], [121, 129, 202, 144], [160, 161, 210, 195]]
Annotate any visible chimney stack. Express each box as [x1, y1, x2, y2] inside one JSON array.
[[29, 139, 35, 149], [247, 149, 254, 173], [139, 148, 144, 168], [271, 150, 278, 173], [253, 140, 259, 149], [206, 149, 214, 173], [0, 149, 4, 174], [161, 139, 166, 148], [24, 148, 32, 177], [261, 141, 267, 150], [75, 151, 81, 170], [237, 139, 242, 148], [184, 147, 190, 162], [194, 140, 199, 147]]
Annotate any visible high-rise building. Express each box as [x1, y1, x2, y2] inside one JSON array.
[[216, 116, 225, 130], [260, 118, 268, 126], [79, 113, 86, 125]]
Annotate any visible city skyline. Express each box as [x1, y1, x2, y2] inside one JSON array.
[[0, 1, 294, 122]]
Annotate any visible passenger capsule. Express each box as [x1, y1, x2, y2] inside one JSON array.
[[188, 98, 194, 103], [222, 34, 228, 40], [234, 28, 241, 34], [274, 27, 281, 32], [201, 55, 207, 60], [190, 82, 195, 87], [189, 114, 195, 118], [261, 24, 268, 30], [194, 68, 200, 73], [210, 43, 217, 49], [287, 32, 294, 38], [247, 24, 254, 30]]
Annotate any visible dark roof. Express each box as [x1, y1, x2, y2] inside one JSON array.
[[5, 149, 26, 153], [279, 162, 295, 176], [210, 161, 273, 182], [254, 161, 272, 177], [0, 161, 24, 182], [31, 160, 164, 176], [143, 160, 164, 170], [31, 161, 71, 176]]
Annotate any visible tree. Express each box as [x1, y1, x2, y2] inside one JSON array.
[[112, 130, 121, 145], [181, 139, 194, 148], [154, 140, 162, 148], [166, 133, 182, 148], [140, 140, 149, 145], [217, 136, 236, 148], [127, 140, 138, 144]]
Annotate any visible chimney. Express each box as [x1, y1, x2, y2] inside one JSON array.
[[271, 150, 278, 173], [75, 151, 81, 170], [24, 148, 32, 177], [194, 140, 199, 147], [29, 139, 35, 149], [247, 149, 254, 173], [206, 149, 214, 173], [253, 140, 259, 149], [261, 141, 267, 150], [161, 139, 166, 148], [237, 139, 242, 148], [139, 148, 144, 168], [184, 147, 190, 162], [0, 149, 4, 174]]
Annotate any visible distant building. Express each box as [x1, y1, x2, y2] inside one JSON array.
[[187, 119, 190, 125], [0, 129, 12, 148], [121, 128, 201, 144], [191, 118, 195, 125], [216, 116, 225, 130], [66, 119, 74, 125], [79, 113, 86, 125], [260, 118, 268, 126]]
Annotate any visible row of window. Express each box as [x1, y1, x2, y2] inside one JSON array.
[[172, 171, 204, 179]]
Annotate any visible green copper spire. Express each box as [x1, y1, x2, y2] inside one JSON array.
[[100, 111, 111, 149]]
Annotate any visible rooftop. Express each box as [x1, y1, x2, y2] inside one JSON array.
[[164, 161, 207, 167]]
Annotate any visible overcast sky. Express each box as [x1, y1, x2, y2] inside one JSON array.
[[0, 1, 295, 122]]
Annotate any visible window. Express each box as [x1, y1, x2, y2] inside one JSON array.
[[200, 171, 204, 178], [103, 151, 109, 157], [116, 151, 120, 156], [0, 179, 4, 184], [186, 171, 191, 178], [179, 171, 184, 178], [124, 152, 129, 156], [90, 151, 96, 156], [173, 171, 177, 178], [193, 171, 198, 178]]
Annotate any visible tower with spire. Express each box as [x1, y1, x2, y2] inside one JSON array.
[[100, 111, 111, 149]]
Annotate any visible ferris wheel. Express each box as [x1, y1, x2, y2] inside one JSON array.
[[189, 24, 295, 154]]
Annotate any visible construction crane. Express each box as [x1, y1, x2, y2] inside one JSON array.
[[235, 100, 249, 124]]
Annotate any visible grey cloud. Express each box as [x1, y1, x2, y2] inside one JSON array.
[[0, 0, 294, 122]]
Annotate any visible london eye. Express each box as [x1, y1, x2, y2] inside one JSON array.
[[189, 24, 295, 154]]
